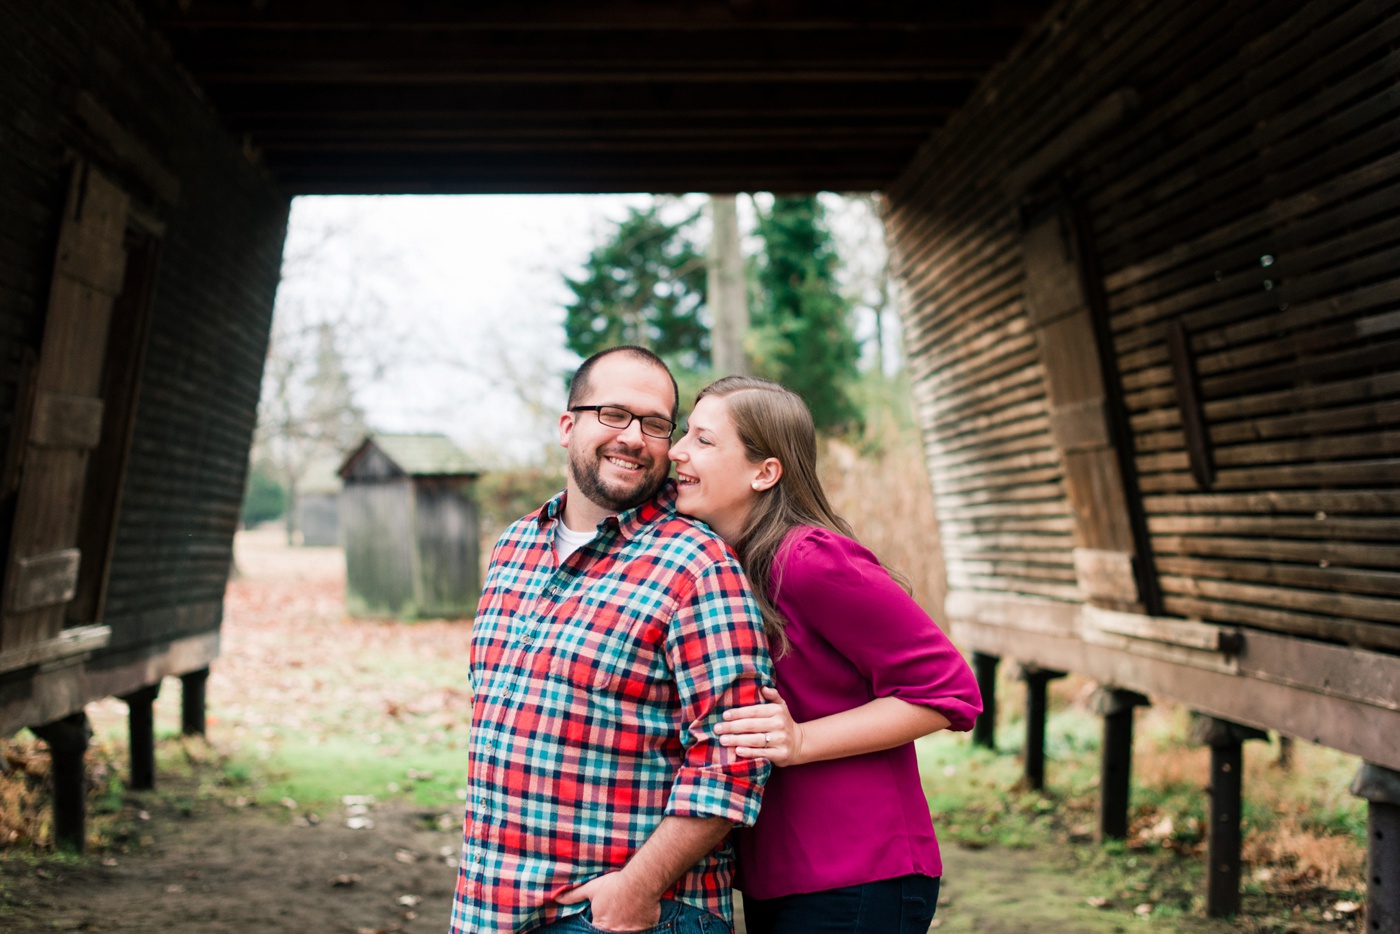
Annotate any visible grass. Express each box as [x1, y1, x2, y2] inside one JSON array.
[[0, 433, 1374, 931], [914, 668, 1367, 930]]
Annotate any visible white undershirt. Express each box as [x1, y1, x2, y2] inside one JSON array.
[[554, 520, 595, 563]]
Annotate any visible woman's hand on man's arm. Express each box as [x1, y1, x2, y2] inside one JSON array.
[[715, 687, 951, 767]]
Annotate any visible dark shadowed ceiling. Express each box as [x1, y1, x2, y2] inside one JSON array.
[[137, 0, 1055, 194]]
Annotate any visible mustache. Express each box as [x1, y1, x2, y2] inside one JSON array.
[[600, 441, 651, 464]]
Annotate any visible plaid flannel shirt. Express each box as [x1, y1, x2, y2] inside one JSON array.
[[450, 481, 773, 934]]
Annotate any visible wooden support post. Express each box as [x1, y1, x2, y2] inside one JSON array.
[[181, 667, 209, 736], [1092, 687, 1148, 841], [1021, 666, 1067, 791], [1352, 763, 1400, 934], [971, 652, 999, 749], [31, 711, 92, 852], [121, 681, 161, 791], [1190, 715, 1268, 918]]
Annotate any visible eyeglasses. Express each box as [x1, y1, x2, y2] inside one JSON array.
[[571, 405, 676, 440]]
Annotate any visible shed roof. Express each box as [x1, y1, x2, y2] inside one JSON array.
[[340, 433, 480, 479], [134, 0, 1055, 194]]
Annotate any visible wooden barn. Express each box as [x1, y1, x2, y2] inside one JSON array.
[[339, 434, 481, 620], [881, 0, 1400, 922], [2, 0, 1396, 926]]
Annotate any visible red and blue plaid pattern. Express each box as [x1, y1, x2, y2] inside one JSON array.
[[450, 482, 772, 934]]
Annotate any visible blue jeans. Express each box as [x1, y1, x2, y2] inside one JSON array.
[[532, 899, 727, 934], [742, 874, 940, 934]]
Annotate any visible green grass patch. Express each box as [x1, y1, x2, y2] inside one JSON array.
[[229, 733, 465, 812]]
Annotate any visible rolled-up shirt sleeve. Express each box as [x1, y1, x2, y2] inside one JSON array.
[[777, 528, 982, 732], [664, 558, 773, 825]]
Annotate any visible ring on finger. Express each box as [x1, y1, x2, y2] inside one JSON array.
[[764, 732, 771, 746]]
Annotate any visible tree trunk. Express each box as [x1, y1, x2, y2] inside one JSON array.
[[707, 194, 748, 376]]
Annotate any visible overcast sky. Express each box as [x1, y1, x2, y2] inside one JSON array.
[[272, 193, 892, 466]]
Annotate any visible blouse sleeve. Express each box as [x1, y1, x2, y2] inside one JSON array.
[[776, 527, 982, 732]]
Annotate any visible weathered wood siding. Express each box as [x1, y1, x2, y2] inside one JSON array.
[[298, 493, 341, 548], [886, 0, 1400, 764], [343, 481, 418, 619], [413, 480, 480, 619], [0, 0, 287, 725], [1084, 1, 1400, 655]]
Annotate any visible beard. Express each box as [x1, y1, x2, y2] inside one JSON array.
[[569, 440, 668, 514]]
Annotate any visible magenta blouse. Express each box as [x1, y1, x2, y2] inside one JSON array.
[[735, 526, 982, 900]]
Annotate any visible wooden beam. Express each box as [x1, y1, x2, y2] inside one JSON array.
[[170, 29, 1016, 84], [209, 78, 978, 117], [947, 593, 1400, 772], [255, 132, 930, 155], [0, 630, 219, 737], [143, 0, 1053, 32]]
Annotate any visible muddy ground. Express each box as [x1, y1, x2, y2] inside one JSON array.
[[0, 780, 1224, 933], [0, 530, 1263, 932]]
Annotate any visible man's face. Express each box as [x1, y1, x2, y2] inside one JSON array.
[[559, 355, 676, 514]]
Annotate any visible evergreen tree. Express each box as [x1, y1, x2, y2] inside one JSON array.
[[240, 460, 287, 528], [752, 196, 862, 433], [563, 204, 709, 372]]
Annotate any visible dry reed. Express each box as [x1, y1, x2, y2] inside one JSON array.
[[819, 433, 946, 619]]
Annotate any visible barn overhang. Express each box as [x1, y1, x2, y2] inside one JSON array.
[[132, 0, 1056, 194]]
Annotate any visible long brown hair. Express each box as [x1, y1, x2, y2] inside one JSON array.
[[695, 376, 856, 653]]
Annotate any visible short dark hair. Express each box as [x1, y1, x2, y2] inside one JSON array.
[[567, 346, 679, 421]]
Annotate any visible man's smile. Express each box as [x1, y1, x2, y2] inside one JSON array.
[[604, 454, 644, 472]]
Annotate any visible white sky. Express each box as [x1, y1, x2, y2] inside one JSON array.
[[272, 193, 894, 466]]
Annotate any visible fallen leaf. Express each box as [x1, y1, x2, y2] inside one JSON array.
[[1334, 901, 1360, 914], [394, 849, 417, 864], [329, 873, 361, 887], [1134, 903, 1153, 916], [346, 816, 375, 830], [164, 884, 185, 894], [397, 894, 421, 906], [1087, 897, 1109, 908]]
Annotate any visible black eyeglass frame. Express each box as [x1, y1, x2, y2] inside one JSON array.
[[570, 405, 676, 440]]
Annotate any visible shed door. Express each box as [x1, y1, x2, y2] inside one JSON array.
[[0, 162, 130, 655]]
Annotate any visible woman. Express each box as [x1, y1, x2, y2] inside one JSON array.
[[668, 376, 982, 934]]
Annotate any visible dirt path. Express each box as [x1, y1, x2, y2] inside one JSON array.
[[934, 844, 1230, 934], [1, 530, 1239, 932], [2, 784, 1218, 934], [1, 779, 460, 933]]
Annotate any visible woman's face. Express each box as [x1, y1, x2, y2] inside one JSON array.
[[669, 395, 775, 544]]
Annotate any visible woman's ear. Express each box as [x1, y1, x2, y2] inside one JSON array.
[[751, 457, 783, 492]]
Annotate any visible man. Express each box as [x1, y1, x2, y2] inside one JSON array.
[[450, 346, 773, 934]]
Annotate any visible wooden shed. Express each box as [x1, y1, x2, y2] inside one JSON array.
[[295, 455, 343, 548], [338, 434, 481, 620]]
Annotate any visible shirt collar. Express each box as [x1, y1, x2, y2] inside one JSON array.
[[535, 479, 677, 542]]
